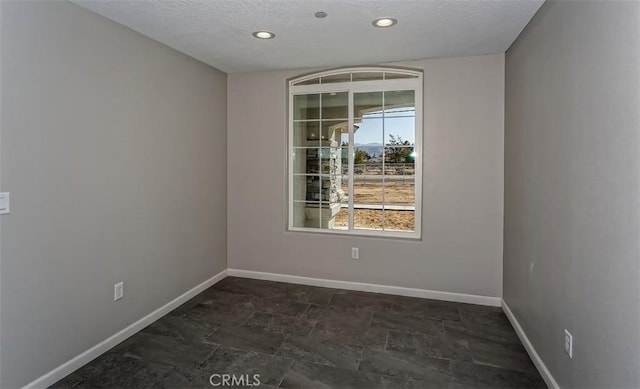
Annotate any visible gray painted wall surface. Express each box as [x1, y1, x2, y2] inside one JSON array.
[[0, 2, 227, 387], [227, 54, 504, 298], [504, 2, 640, 388]]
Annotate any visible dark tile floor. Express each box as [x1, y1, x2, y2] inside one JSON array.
[[52, 277, 546, 388]]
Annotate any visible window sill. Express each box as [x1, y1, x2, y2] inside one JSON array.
[[286, 226, 421, 241]]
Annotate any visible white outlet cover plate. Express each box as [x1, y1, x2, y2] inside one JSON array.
[[351, 247, 359, 259], [564, 329, 573, 358], [0, 192, 10, 215], [114, 282, 124, 301]]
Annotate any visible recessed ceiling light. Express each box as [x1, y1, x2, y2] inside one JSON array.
[[315, 11, 328, 18], [372, 17, 398, 28], [252, 31, 275, 39]]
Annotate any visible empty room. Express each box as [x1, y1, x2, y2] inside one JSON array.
[[1, 0, 639, 388]]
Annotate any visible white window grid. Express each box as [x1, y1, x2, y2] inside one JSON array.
[[288, 68, 423, 239]]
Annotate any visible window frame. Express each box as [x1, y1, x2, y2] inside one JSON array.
[[287, 67, 423, 239]]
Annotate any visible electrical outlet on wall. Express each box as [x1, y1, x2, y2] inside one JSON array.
[[564, 329, 573, 358], [351, 247, 359, 259], [114, 282, 124, 301], [0, 192, 10, 215]]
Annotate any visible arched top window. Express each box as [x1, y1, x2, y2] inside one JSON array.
[[291, 67, 421, 87], [288, 67, 422, 239]]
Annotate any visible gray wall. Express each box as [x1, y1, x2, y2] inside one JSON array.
[[0, 1, 227, 387], [228, 54, 504, 298], [504, 1, 640, 388]]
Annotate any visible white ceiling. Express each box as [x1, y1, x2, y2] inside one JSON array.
[[73, 0, 544, 73]]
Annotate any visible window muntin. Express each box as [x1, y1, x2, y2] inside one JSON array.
[[288, 68, 422, 238]]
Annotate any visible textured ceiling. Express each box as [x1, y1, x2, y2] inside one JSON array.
[[72, 0, 544, 73]]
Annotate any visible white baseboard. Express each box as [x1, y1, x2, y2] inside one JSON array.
[[22, 267, 502, 389], [227, 268, 502, 307], [502, 300, 560, 389], [22, 269, 228, 389]]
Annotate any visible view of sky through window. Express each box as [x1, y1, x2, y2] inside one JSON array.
[[355, 108, 416, 145]]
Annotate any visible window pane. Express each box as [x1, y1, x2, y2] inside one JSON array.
[[383, 158, 416, 178], [384, 90, 415, 114], [354, 117, 383, 146], [306, 176, 332, 201], [292, 201, 308, 228], [352, 152, 363, 176], [293, 176, 309, 202], [320, 148, 336, 174], [303, 204, 321, 228], [383, 209, 415, 231], [292, 148, 318, 175], [333, 207, 349, 230], [322, 92, 348, 119], [322, 203, 342, 229], [381, 165, 415, 232], [352, 72, 383, 81], [354, 92, 383, 119], [332, 174, 350, 230], [292, 148, 303, 175], [321, 74, 351, 84], [305, 148, 320, 174], [306, 151, 340, 226], [293, 121, 320, 147], [295, 77, 320, 85], [353, 174, 383, 204], [384, 116, 415, 147], [383, 177, 415, 205], [321, 120, 347, 145], [384, 72, 419, 80], [340, 131, 349, 149], [384, 144, 414, 164], [302, 202, 340, 229], [294, 94, 320, 120], [354, 209, 383, 230], [384, 118, 415, 143]]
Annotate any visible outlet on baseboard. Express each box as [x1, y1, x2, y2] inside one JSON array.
[[114, 282, 124, 301], [564, 329, 573, 358]]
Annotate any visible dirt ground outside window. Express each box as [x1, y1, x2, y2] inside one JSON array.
[[334, 182, 415, 231]]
